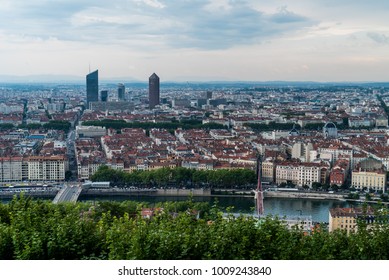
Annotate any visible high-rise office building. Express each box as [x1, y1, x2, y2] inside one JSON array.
[[100, 90, 108, 102], [86, 70, 98, 109], [149, 73, 160, 109], [117, 83, 125, 101]]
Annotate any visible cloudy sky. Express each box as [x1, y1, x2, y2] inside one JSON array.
[[1, 0, 389, 82]]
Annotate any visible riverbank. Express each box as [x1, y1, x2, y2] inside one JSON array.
[[264, 191, 345, 201], [4, 188, 388, 206], [1, 188, 348, 202], [213, 189, 346, 201]]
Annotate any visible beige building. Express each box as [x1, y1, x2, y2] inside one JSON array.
[[276, 161, 323, 187], [351, 158, 386, 192], [318, 145, 353, 165], [329, 207, 375, 235], [291, 142, 314, 162], [261, 160, 275, 182], [28, 155, 68, 181], [375, 115, 388, 128], [77, 160, 104, 180]]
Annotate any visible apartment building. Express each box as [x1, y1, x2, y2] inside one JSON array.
[[329, 159, 349, 186], [351, 158, 386, 192], [0, 157, 24, 182], [276, 161, 324, 187], [261, 160, 276, 183], [329, 207, 375, 235], [28, 155, 68, 181]]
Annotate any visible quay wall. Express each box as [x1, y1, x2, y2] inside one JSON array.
[[156, 188, 211, 196], [81, 188, 211, 197], [1, 188, 346, 201], [264, 191, 345, 200]]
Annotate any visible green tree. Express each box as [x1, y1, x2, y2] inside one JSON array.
[[312, 182, 321, 190], [65, 171, 72, 181]]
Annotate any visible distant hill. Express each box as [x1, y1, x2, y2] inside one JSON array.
[[0, 75, 388, 88]]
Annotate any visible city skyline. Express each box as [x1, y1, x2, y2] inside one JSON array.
[[1, 1, 389, 82]]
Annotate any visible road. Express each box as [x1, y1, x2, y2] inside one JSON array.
[[53, 185, 82, 203], [66, 129, 77, 181]]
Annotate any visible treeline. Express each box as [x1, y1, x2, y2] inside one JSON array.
[[82, 119, 226, 130], [377, 94, 389, 117], [245, 121, 352, 131], [245, 122, 300, 131], [1, 196, 389, 259], [91, 166, 257, 188], [0, 121, 71, 132]]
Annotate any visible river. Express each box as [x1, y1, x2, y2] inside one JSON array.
[[1, 192, 352, 223], [78, 195, 352, 223]]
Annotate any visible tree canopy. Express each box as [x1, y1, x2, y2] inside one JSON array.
[[91, 166, 257, 189], [82, 119, 226, 130], [1, 195, 389, 260]]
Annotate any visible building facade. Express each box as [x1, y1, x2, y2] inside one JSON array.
[[0, 156, 68, 182], [329, 207, 375, 235], [76, 125, 107, 138], [28, 156, 68, 181], [0, 157, 24, 182], [329, 159, 349, 186], [275, 162, 323, 187], [261, 160, 275, 183], [351, 158, 386, 192]]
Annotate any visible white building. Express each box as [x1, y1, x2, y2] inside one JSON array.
[[76, 125, 107, 138], [323, 122, 338, 138], [276, 162, 323, 187], [0, 157, 24, 182], [28, 156, 68, 181]]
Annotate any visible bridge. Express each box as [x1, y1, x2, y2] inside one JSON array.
[[52, 184, 159, 203], [53, 185, 82, 204]]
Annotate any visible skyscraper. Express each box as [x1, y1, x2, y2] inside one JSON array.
[[100, 90, 108, 102], [149, 73, 160, 109], [117, 83, 125, 101], [86, 70, 98, 109]]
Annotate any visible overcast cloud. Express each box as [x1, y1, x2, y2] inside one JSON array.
[[1, 0, 389, 81]]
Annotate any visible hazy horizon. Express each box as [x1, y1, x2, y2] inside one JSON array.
[[1, 74, 389, 86]]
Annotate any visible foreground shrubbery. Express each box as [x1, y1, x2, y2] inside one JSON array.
[[1, 195, 389, 260]]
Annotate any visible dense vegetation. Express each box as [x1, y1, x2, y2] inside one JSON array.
[[91, 166, 257, 189], [82, 119, 226, 130], [245, 122, 301, 131], [245, 121, 352, 132], [16, 120, 72, 132], [377, 94, 389, 119], [1, 195, 389, 260]]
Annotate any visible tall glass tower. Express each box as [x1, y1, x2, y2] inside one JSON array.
[[117, 83, 125, 101], [148, 73, 160, 109], [86, 70, 98, 109]]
